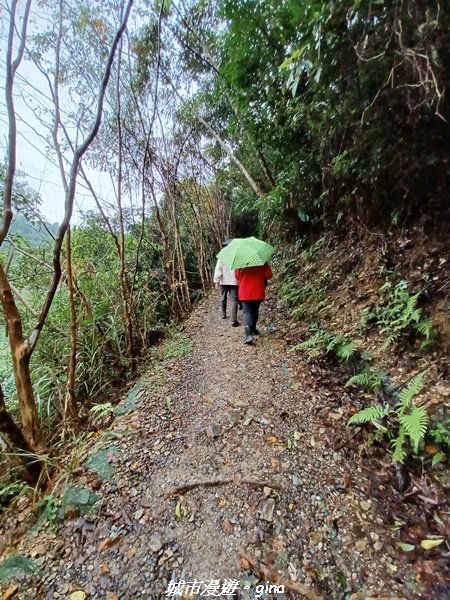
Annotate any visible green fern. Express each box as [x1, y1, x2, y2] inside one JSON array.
[[292, 331, 324, 351], [284, 290, 302, 306], [346, 372, 371, 388], [336, 341, 356, 361], [432, 451, 445, 467], [399, 405, 428, 453], [348, 405, 388, 425], [398, 373, 425, 413], [345, 370, 384, 391], [367, 280, 434, 347], [348, 373, 429, 464], [291, 306, 307, 319]]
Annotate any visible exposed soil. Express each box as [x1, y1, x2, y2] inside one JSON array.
[[1, 288, 448, 599]]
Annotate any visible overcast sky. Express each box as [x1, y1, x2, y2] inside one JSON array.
[[0, 1, 132, 225]]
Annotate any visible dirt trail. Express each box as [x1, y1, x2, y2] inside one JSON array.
[[1, 292, 426, 599]]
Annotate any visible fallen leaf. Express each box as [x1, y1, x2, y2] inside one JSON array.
[[240, 557, 250, 570], [70, 592, 86, 600], [420, 538, 444, 550], [175, 498, 187, 519], [424, 444, 440, 455], [328, 412, 342, 421], [267, 436, 278, 445], [223, 519, 234, 533], [99, 535, 122, 551], [2, 584, 18, 600], [396, 542, 415, 552]]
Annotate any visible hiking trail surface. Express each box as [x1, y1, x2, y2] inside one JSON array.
[[0, 292, 432, 599]]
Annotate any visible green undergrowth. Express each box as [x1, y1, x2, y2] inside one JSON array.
[[277, 233, 447, 469], [1, 324, 194, 520], [160, 331, 194, 360]]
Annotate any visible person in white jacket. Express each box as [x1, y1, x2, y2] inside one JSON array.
[[213, 240, 240, 326]]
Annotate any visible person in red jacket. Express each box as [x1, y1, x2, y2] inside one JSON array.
[[235, 263, 273, 344]]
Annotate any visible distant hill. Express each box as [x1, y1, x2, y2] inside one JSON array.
[[9, 215, 59, 247]]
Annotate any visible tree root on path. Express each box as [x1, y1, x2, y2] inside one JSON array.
[[164, 477, 282, 498], [240, 551, 322, 600]]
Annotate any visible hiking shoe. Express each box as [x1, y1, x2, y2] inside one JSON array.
[[244, 326, 254, 344], [231, 321, 240, 327], [221, 315, 227, 319]]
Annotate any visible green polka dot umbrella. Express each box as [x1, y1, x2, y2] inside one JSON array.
[[216, 236, 275, 269]]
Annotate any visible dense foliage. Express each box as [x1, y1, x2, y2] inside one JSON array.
[[177, 0, 450, 233]]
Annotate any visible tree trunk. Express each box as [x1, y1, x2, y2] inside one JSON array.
[[0, 264, 45, 451], [0, 384, 43, 485], [65, 227, 79, 428]]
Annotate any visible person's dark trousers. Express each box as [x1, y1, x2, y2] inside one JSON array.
[[220, 285, 238, 321], [242, 300, 262, 333]]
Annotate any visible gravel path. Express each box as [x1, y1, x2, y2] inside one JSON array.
[[1, 292, 428, 599]]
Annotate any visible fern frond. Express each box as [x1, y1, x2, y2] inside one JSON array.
[[392, 426, 406, 463], [294, 331, 324, 350], [291, 306, 306, 319], [348, 405, 389, 425], [398, 373, 425, 412], [400, 405, 428, 452], [432, 451, 445, 467], [325, 335, 340, 352], [336, 341, 356, 361], [415, 318, 433, 339], [381, 335, 395, 350], [345, 372, 370, 388]]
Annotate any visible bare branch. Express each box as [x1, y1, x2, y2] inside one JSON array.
[[27, 0, 135, 356]]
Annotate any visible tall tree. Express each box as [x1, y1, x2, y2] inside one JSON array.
[[0, 0, 135, 466]]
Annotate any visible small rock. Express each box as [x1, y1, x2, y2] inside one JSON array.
[[134, 509, 144, 520], [260, 499, 275, 522], [374, 541, 383, 551], [355, 539, 368, 552], [263, 487, 272, 497], [360, 500, 371, 511], [149, 534, 163, 553], [228, 412, 241, 426], [206, 424, 221, 439], [30, 543, 47, 557], [230, 397, 249, 408]]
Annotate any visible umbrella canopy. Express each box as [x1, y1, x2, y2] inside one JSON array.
[[217, 236, 275, 269]]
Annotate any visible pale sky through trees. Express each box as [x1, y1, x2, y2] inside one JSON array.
[[0, 0, 135, 224], [1, 50, 111, 223]]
